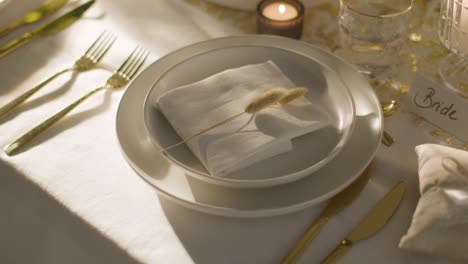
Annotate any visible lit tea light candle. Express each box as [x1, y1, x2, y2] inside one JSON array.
[[262, 2, 299, 21], [256, 0, 304, 39]]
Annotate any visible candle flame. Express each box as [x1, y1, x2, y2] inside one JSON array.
[[278, 4, 286, 14]]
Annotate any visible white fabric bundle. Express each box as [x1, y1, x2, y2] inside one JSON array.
[[399, 144, 468, 261], [157, 61, 330, 178]]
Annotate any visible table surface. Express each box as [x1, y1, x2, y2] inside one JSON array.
[[0, 0, 465, 264]]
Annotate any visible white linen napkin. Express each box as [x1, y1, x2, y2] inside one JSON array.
[[157, 61, 331, 178], [399, 144, 468, 261]]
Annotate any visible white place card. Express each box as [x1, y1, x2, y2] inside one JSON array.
[[405, 75, 468, 142]]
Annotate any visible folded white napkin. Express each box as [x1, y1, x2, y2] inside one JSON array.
[[399, 144, 468, 261], [157, 61, 330, 178]]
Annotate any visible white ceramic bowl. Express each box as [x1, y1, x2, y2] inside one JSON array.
[[143, 44, 355, 188]]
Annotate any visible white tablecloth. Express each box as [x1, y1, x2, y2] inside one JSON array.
[[0, 1, 463, 263]]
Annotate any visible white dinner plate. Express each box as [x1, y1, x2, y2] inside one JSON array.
[[116, 36, 383, 218], [144, 46, 355, 188]]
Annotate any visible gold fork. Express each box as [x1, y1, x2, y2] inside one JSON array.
[[0, 31, 116, 120], [4, 46, 150, 156]]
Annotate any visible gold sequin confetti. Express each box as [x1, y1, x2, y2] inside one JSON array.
[[456, 144, 468, 151], [399, 83, 410, 93], [431, 129, 443, 137], [394, 89, 407, 99], [429, 50, 448, 60], [445, 136, 453, 145], [459, 82, 468, 91], [408, 33, 423, 42], [411, 114, 424, 126]]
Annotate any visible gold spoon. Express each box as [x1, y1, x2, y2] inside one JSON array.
[[382, 99, 399, 117], [380, 100, 398, 146]]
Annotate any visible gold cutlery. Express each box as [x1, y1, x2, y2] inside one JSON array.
[[0, 0, 68, 39], [321, 181, 406, 264], [380, 100, 398, 146], [281, 163, 374, 264], [4, 47, 150, 156], [382, 100, 399, 117], [0, 0, 95, 59], [0, 31, 117, 120], [382, 131, 395, 146]]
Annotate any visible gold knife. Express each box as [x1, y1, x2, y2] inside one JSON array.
[[0, 0, 95, 59], [281, 163, 374, 264], [0, 0, 69, 39], [321, 181, 407, 264]]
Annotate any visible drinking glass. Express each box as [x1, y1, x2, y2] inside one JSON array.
[[336, 0, 414, 75], [439, 0, 468, 97]]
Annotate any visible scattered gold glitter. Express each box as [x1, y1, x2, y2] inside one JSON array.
[[409, 33, 423, 42], [459, 82, 468, 91], [429, 50, 448, 60], [445, 136, 453, 145], [431, 129, 443, 137], [394, 89, 407, 99], [410, 113, 425, 125], [399, 84, 410, 93], [414, 117, 424, 126]]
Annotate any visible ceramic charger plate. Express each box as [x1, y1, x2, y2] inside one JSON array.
[[116, 36, 383, 218], [143, 46, 356, 188]]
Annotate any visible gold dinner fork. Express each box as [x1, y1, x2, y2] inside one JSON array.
[[4, 46, 150, 156], [0, 31, 117, 120]]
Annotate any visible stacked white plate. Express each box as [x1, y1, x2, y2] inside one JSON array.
[[116, 36, 383, 218]]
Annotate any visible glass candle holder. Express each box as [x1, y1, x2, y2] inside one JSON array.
[[438, 0, 468, 97], [335, 0, 413, 75], [256, 0, 304, 39]]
